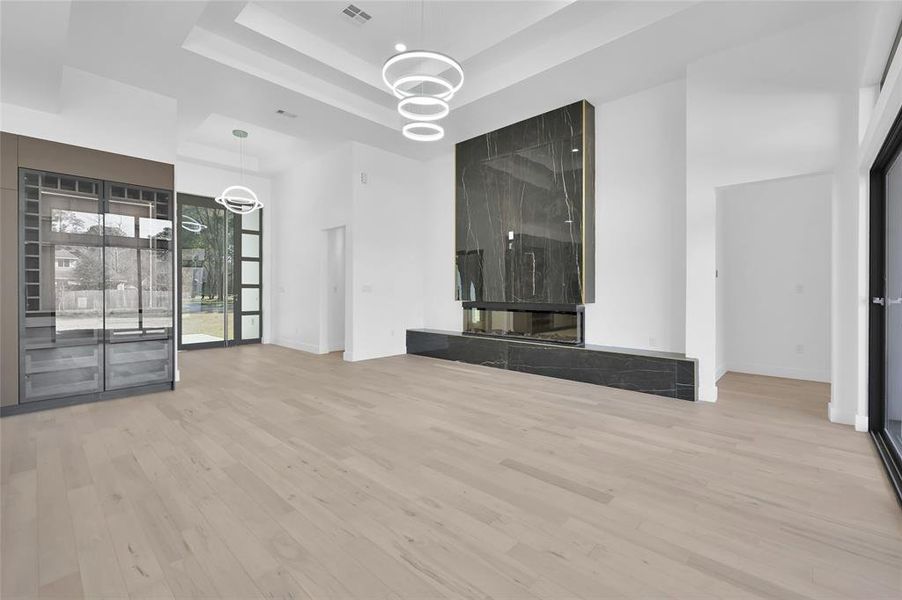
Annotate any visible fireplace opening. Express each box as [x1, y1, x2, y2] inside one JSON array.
[[462, 302, 584, 345]]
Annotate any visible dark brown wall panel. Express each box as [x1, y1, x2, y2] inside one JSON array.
[[1, 187, 18, 406], [1, 132, 17, 190], [16, 135, 173, 190], [1, 133, 19, 406]]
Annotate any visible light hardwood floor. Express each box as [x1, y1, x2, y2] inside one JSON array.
[[2, 344, 901, 599]]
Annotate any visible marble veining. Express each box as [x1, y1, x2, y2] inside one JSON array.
[[407, 329, 697, 401], [456, 101, 595, 305]]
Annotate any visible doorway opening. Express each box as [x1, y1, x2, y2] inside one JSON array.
[[325, 226, 346, 354], [714, 174, 832, 411]]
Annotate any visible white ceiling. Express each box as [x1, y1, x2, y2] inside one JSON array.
[[1, 0, 900, 173], [261, 1, 574, 67]]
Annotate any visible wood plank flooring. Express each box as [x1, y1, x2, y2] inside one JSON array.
[[2, 344, 901, 599]]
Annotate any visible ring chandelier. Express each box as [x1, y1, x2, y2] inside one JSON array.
[[382, 50, 463, 142], [216, 129, 264, 215], [216, 185, 263, 216]]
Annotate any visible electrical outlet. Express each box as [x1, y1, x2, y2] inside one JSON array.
[[795, 283, 804, 294], [795, 344, 804, 355], [360, 172, 368, 184]]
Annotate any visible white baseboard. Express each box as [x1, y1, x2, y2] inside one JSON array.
[[344, 347, 408, 362], [271, 337, 325, 355], [855, 414, 869, 432], [715, 365, 728, 381], [698, 385, 718, 403], [724, 361, 829, 383], [828, 401, 855, 426]]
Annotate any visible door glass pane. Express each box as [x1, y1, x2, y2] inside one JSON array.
[[242, 314, 260, 340], [226, 216, 236, 342], [142, 249, 173, 329], [241, 287, 259, 312], [51, 209, 102, 235], [139, 217, 172, 241], [105, 247, 140, 331], [242, 233, 259, 258], [104, 213, 135, 238], [180, 205, 226, 345], [886, 155, 902, 454], [21, 172, 104, 402], [241, 260, 259, 285], [55, 245, 103, 332], [242, 209, 260, 231]]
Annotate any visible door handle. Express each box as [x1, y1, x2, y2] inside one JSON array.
[[873, 297, 885, 306]]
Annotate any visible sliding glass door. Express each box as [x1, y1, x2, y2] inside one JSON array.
[[869, 109, 902, 504], [177, 194, 262, 349], [885, 154, 902, 456]]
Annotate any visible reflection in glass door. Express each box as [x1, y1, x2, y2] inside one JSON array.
[[178, 196, 236, 348], [884, 154, 902, 457]]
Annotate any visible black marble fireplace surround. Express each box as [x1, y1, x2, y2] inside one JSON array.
[[431, 101, 697, 401], [407, 329, 697, 401], [456, 100, 595, 305]]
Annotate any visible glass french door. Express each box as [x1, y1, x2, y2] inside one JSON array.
[[178, 195, 236, 348], [177, 194, 262, 349], [19, 170, 174, 404], [869, 110, 902, 503]]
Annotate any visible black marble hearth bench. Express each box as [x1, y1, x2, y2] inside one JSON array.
[[406, 329, 697, 401]]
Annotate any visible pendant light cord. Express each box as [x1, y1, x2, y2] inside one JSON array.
[[240, 135, 245, 185], [419, 0, 425, 94]]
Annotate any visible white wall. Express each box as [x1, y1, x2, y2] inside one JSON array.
[[174, 160, 274, 344], [271, 143, 352, 354], [685, 9, 860, 402], [325, 226, 346, 352], [717, 173, 832, 382], [421, 152, 460, 331], [0, 66, 176, 163], [420, 79, 689, 355], [269, 141, 426, 361], [347, 142, 426, 361], [585, 79, 687, 352]]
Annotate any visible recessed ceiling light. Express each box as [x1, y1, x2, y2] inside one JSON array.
[[395, 42, 407, 52]]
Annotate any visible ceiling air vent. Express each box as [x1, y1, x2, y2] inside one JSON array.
[[276, 109, 298, 119], [341, 4, 371, 25]]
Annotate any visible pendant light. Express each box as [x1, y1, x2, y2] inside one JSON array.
[[216, 129, 263, 215], [381, 2, 463, 141]]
